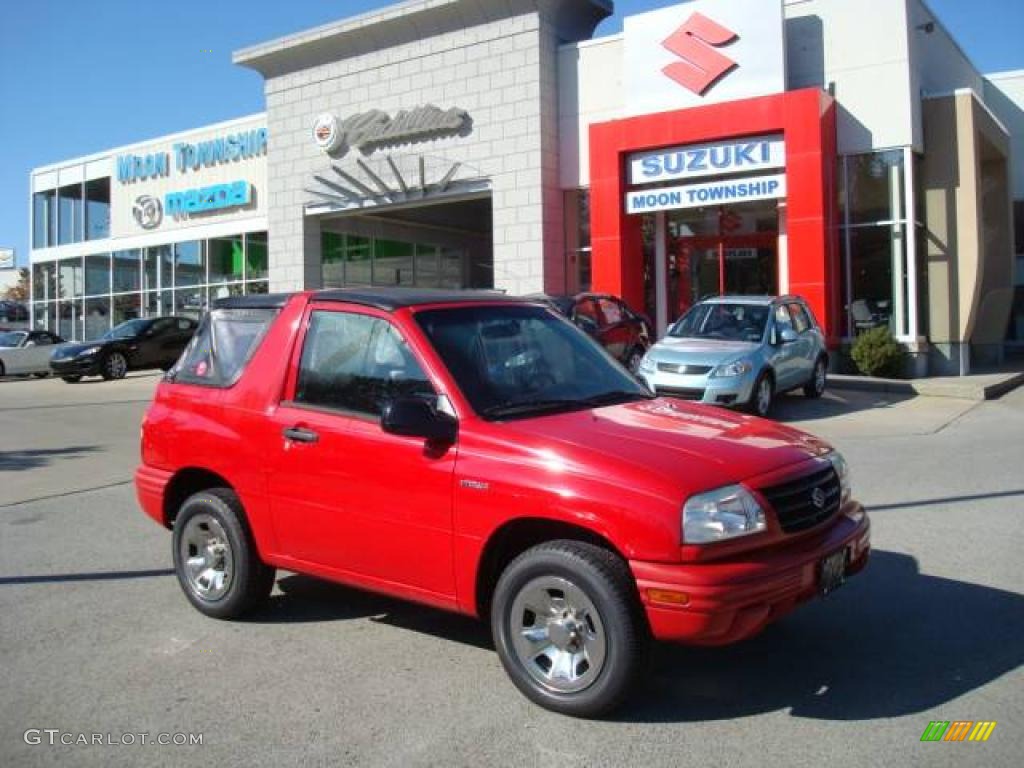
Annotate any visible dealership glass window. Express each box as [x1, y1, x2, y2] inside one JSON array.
[[373, 239, 415, 286], [33, 190, 56, 248], [246, 281, 269, 295], [838, 150, 914, 338], [58, 257, 83, 299], [84, 298, 110, 340], [245, 232, 268, 280], [32, 261, 57, 301], [322, 232, 345, 286], [84, 178, 110, 240], [112, 293, 142, 326], [174, 287, 206, 319], [415, 244, 440, 288], [113, 250, 141, 293], [209, 283, 245, 303], [208, 236, 244, 283], [57, 184, 83, 245], [84, 253, 110, 296], [174, 241, 204, 287], [33, 301, 57, 333], [564, 189, 592, 292], [57, 300, 81, 340], [144, 291, 174, 318], [345, 235, 373, 285], [440, 247, 466, 289]]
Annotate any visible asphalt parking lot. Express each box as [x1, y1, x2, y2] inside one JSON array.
[[1, 375, 1022, 767]]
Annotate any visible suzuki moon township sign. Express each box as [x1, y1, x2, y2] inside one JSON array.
[[624, 0, 785, 116]]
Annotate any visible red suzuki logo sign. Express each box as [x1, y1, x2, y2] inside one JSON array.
[[624, 0, 785, 114], [661, 13, 739, 95]]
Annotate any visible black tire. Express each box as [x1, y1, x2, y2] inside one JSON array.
[[172, 488, 275, 620], [34, 372, 50, 379], [61, 375, 82, 383], [803, 357, 827, 399], [625, 347, 645, 374], [491, 540, 646, 718], [747, 371, 774, 417], [100, 351, 128, 381], [0, 361, 5, 377]]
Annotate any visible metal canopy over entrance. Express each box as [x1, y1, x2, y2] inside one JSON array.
[[304, 153, 488, 214]]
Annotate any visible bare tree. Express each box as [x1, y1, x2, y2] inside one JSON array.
[[2, 268, 30, 302]]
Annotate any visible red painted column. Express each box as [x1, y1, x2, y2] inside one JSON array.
[[588, 88, 839, 346]]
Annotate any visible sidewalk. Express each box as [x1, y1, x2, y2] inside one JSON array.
[[829, 369, 1024, 401]]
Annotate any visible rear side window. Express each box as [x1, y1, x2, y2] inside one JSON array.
[[172, 308, 278, 387]]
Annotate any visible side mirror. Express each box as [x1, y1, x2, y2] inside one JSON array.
[[779, 328, 798, 344], [382, 397, 457, 443], [24, 340, 36, 348]]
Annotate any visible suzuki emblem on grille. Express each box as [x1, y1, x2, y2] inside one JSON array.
[[811, 487, 826, 509]]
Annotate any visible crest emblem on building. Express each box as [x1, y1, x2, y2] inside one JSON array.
[[132, 195, 163, 230]]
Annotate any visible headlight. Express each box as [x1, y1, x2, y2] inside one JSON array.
[[638, 354, 656, 373], [682, 484, 767, 544], [709, 360, 753, 378], [828, 452, 852, 504], [77, 346, 101, 357]]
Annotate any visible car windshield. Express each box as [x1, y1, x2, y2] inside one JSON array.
[[415, 304, 652, 420], [669, 303, 769, 343], [0, 331, 27, 347], [103, 319, 150, 340]]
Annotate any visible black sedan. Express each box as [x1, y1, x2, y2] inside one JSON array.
[[528, 292, 653, 372], [50, 316, 198, 382]]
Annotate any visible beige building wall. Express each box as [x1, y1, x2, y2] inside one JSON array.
[[921, 91, 1013, 373]]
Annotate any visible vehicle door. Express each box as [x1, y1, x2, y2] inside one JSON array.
[[24, 332, 57, 372], [570, 298, 602, 340], [785, 302, 818, 384], [135, 319, 173, 367], [266, 305, 457, 599], [768, 303, 800, 389]]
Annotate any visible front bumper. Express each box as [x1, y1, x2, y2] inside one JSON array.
[[630, 507, 870, 646], [50, 355, 101, 376], [639, 368, 757, 407]]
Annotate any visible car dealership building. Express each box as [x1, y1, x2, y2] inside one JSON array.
[[27, 0, 1024, 375]]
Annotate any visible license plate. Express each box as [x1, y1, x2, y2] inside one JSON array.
[[818, 548, 849, 596]]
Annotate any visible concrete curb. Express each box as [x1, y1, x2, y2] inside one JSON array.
[[829, 371, 1024, 402]]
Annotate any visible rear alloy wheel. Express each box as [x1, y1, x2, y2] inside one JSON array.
[[172, 488, 275, 619], [491, 540, 645, 718], [101, 351, 128, 381], [61, 375, 82, 383], [803, 358, 827, 399], [626, 347, 645, 374], [749, 372, 774, 417]]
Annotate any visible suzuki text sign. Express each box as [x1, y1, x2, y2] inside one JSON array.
[[628, 135, 785, 185], [624, 0, 785, 116]]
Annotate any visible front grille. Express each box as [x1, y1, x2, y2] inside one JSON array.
[[657, 362, 712, 375], [656, 386, 706, 401], [759, 464, 841, 533]]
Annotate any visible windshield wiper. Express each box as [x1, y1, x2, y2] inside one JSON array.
[[581, 390, 655, 406], [481, 398, 587, 419]]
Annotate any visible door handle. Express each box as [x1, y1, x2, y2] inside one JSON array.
[[283, 426, 319, 444]]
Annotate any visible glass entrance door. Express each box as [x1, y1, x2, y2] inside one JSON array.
[[663, 202, 780, 325]]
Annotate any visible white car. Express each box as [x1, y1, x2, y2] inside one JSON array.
[[0, 330, 68, 378]]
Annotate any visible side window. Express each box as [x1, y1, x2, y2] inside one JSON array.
[[598, 298, 623, 325], [295, 311, 434, 417], [33, 333, 53, 346], [774, 304, 793, 332], [150, 318, 174, 336], [173, 308, 278, 387], [177, 318, 193, 331], [787, 303, 811, 334]]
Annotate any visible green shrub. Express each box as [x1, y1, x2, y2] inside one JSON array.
[[851, 326, 904, 378]]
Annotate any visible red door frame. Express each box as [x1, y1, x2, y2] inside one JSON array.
[[588, 88, 841, 346]]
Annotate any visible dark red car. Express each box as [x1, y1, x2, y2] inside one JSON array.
[[529, 293, 652, 372], [136, 288, 869, 717]]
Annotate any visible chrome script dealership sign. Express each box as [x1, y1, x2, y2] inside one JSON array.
[[312, 105, 471, 156]]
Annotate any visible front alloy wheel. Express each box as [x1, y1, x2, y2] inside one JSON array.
[[102, 351, 128, 380], [491, 540, 644, 717], [626, 348, 644, 374]]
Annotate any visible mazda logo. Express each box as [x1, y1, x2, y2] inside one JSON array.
[[811, 487, 826, 509], [133, 195, 163, 229]]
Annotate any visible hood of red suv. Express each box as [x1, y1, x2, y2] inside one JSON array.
[[497, 397, 831, 497]]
